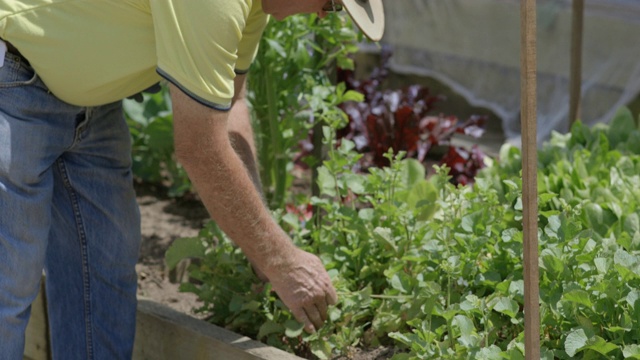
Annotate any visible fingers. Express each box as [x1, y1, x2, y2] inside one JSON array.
[[316, 298, 328, 323], [326, 281, 338, 306], [316, 276, 339, 321], [292, 308, 315, 333], [290, 289, 335, 333], [308, 267, 337, 328], [271, 250, 340, 333], [305, 305, 324, 333], [291, 299, 326, 333]]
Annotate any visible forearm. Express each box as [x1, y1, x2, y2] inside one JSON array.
[[173, 99, 294, 276], [183, 135, 294, 272], [227, 98, 263, 195]]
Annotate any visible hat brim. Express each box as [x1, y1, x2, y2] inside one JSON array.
[[342, 0, 385, 42]]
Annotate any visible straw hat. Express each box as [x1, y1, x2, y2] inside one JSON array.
[[342, 0, 385, 41]]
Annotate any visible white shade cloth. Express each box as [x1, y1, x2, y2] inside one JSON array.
[[379, 0, 640, 145]]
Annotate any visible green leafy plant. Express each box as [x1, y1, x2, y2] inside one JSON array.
[[476, 108, 640, 359], [168, 107, 640, 359], [124, 85, 192, 197], [247, 12, 360, 210]]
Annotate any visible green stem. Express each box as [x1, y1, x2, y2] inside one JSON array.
[[264, 65, 285, 209]]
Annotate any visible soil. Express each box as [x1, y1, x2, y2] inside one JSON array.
[[135, 182, 208, 318], [134, 182, 395, 359]]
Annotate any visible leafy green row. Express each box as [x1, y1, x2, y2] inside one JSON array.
[[167, 108, 640, 359], [473, 108, 640, 359]]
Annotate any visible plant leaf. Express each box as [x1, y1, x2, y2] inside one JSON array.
[[563, 289, 593, 308], [490, 296, 519, 318], [317, 167, 337, 197], [165, 237, 206, 270], [584, 336, 619, 356], [623, 344, 640, 359], [373, 227, 397, 252], [284, 319, 305, 338], [608, 107, 635, 148], [565, 329, 588, 357], [257, 320, 284, 340]]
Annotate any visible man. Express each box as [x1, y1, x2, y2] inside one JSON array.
[[0, 0, 383, 358]]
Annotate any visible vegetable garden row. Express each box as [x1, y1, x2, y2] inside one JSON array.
[[123, 10, 640, 360], [166, 108, 640, 359]]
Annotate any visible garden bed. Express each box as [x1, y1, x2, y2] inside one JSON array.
[[24, 286, 302, 360]]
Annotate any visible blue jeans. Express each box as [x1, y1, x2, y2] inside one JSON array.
[[0, 52, 141, 359]]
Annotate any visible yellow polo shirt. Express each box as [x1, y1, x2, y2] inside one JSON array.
[[0, 0, 268, 110]]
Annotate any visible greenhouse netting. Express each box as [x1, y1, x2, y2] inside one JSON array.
[[379, 0, 640, 146]]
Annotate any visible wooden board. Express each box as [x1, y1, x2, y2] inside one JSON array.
[[24, 286, 303, 360], [133, 298, 304, 360]]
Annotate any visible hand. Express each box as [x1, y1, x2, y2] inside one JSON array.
[[266, 249, 338, 333]]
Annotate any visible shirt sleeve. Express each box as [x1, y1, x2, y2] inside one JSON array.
[[150, 0, 265, 111], [235, 1, 269, 74]]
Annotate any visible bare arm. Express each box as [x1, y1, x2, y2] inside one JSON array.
[[227, 75, 262, 194], [170, 82, 337, 333], [227, 74, 268, 281]]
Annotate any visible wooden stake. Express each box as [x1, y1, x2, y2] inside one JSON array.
[[521, 0, 540, 359], [569, 0, 585, 125]]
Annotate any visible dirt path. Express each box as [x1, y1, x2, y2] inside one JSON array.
[[135, 183, 208, 317]]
